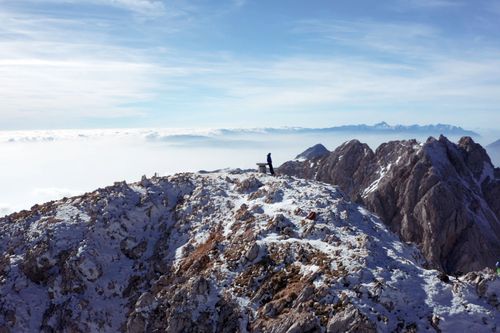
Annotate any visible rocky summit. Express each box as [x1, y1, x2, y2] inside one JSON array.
[[279, 136, 500, 275], [1, 171, 499, 332], [295, 144, 330, 161]]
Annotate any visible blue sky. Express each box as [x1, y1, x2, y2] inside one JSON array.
[[1, 0, 500, 130]]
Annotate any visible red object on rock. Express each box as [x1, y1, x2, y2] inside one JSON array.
[[306, 211, 317, 220]]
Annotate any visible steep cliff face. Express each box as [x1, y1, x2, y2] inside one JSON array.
[[1, 171, 498, 332], [279, 136, 500, 274]]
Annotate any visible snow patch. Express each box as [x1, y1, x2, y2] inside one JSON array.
[[362, 163, 392, 197]]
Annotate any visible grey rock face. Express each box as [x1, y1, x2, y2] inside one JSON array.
[[295, 144, 330, 160], [327, 304, 376, 333], [279, 140, 375, 197], [279, 136, 500, 274]]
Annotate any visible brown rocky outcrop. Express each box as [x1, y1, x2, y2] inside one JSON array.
[[279, 136, 500, 274]]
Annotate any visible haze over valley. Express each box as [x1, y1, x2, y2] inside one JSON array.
[[2, 122, 497, 216]]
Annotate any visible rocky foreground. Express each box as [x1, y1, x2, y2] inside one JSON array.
[[0, 171, 499, 332], [279, 136, 500, 275]]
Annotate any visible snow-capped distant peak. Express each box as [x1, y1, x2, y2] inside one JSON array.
[[373, 121, 391, 129]]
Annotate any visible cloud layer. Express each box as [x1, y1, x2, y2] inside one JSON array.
[[1, 125, 498, 215]]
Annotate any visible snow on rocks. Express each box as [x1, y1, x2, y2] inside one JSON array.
[[0, 170, 498, 332]]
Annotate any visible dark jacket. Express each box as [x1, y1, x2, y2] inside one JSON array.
[[267, 154, 272, 164]]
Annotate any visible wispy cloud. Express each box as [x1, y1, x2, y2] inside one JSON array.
[[397, 0, 464, 9], [1, 59, 157, 118], [31, 187, 82, 199], [0, 0, 167, 16], [0, 5, 193, 128], [192, 56, 500, 114], [0, 203, 12, 217], [157, 18, 500, 127], [0, 1, 253, 128], [232, 0, 246, 8], [488, 1, 500, 15], [293, 19, 439, 58], [98, 0, 166, 15], [0, 28, 167, 126]]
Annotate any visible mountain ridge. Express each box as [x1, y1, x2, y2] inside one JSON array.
[[1, 171, 498, 332], [218, 122, 480, 137]]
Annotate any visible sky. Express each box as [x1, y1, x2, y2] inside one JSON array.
[[1, 0, 500, 130]]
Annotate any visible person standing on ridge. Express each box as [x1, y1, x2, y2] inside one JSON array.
[[267, 153, 275, 175]]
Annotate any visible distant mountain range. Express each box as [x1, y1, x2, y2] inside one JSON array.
[[488, 139, 500, 148], [1, 122, 480, 144], [486, 139, 500, 166], [218, 121, 480, 136]]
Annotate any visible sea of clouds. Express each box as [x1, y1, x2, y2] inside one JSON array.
[[1, 127, 498, 216]]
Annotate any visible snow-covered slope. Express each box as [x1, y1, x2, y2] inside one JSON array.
[[0, 171, 498, 332]]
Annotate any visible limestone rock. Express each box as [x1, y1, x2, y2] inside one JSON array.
[[327, 304, 376, 333]]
